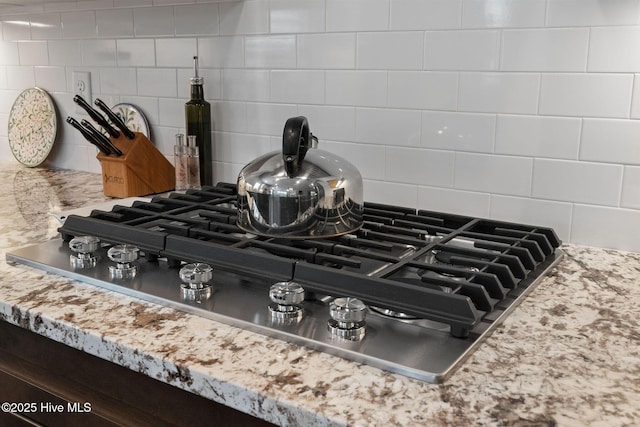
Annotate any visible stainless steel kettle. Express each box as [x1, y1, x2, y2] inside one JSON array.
[[236, 116, 364, 238]]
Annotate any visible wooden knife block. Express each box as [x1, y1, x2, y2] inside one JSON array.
[[97, 132, 175, 198]]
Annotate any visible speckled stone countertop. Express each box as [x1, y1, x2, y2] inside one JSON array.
[[1, 163, 638, 426]]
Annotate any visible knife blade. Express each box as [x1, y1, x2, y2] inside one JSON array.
[[73, 95, 120, 138], [81, 119, 123, 156], [66, 117, 113, 155], [94, 98, 136, 139]]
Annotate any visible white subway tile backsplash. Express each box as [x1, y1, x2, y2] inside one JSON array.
[[321, 140, 385, 180], [100, 67, 136, 95], [418, 186, 490, 217], [326, 0, 389, 32], [175, 3, 219, 36], [388, 71, 457, 110], [454, 152, 533, 196], [358, 32, 423, 70], [458, 72, 539, 114], [212, 100, 247, 133], [6, 66, 35, 89], [356, 108, 421, 146], [581, 119, 640, 165], [0, 41, 19, 65], [97, 8, 134, 38], [245, 102, 297, 135], [571, 205, 640, 252], [490, 195, 572, 242], [61, 11, 96, 38], [222, 69, 269, 101], [245, 35, 295, 68], [82, 39, 116, 66], [390, 0, 461, 30], [270, 0, 325, 34], [156, 38, 196, 67], [462, 0, 545, 28], [297, 33, 355, 69], [539, 74, 633, 118], [532, 159, 623, 206], [117, 39, 155, 67], [297, 105, 356, 142], [364, 179, 418, 207], [1, 0, 639, 253], [589, 27, 640, 72], [134, 6, 174, 36], [197, 37, 244, 68], [326, 70, 387, 107], [386, 147, 454, 187], [270, 70, 324, 104], [2, 16, 31, 41], [18, 41, 48, 65], [501, 28, 588, 72], [138, 68, 176, 97], [214, 132, 272, 165], [48, 40, 82, 66], [30, 13, 61, 40], [219, 0, 269, 35], [34, 66, 66, 92], [632, 74, 640, 119], [495, 115, 580, 160], [158, 97, 185, 128], [546, 0, 640, 27], [421, 111, 495, 153], [425, 30, 499, 71], [622, 166, 640, 209]]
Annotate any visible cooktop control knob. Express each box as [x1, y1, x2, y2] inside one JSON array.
[[269, 281, 304, 321], [69, 236, 100, 269], [328, 297, 367, 340], [179, 263, 213, 302], [107, 244, 140, 279]]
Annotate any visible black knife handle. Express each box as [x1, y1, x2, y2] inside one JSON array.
[[66, 117, 112, 155], [81, 119, 123, 156], [73, 95, 120, 138], [94, 98, 136, 139]]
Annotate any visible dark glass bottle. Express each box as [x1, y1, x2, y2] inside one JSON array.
[[185, 56, 212, 186]]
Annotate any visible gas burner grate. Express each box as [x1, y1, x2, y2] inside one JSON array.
[[58, 183, 562, 339]]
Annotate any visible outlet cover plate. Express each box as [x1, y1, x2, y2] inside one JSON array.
[[72, 71, 91, 114]]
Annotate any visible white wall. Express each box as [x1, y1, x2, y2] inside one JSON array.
[[1, 0, 640, 252]]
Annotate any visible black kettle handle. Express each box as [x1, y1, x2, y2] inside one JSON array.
[[282, 116, 310, 178]]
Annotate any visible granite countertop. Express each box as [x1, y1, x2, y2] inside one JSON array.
[[0, 163, 638, 426]]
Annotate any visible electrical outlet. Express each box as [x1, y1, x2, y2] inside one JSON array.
[[72, 71, 91, 114]]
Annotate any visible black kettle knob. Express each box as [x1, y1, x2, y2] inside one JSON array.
[[282, 116, 310, 178]]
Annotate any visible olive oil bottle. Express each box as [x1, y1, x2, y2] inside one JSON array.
[[185, 56, 212, 186]]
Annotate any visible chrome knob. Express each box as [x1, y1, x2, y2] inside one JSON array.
[[268, 281, 304, 321], [69, 236, 100, 269], [328, 297, 367, 340], [180, 263, 213, 302], [107, 244, 140, 279]]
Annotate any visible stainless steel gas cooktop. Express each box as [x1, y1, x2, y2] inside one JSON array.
[[7, 183, 563, 383]]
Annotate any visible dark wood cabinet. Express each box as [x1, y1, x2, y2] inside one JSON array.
[[0, 321, 273, 426]]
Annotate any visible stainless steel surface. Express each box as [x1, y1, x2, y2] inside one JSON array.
[[69, 235, 99, 269], [269, 281, 305, 320], [236, 116, 364, 238], [179, 263, 213, 302], [107, 244, 139, 279], [6, 239, 564, 384], [328, 297, 367, 341]]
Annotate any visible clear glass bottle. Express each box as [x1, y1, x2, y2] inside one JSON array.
[[187, 135, 201, 190], [185, 56, 212, 186], [174, 134, 188, 191]]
